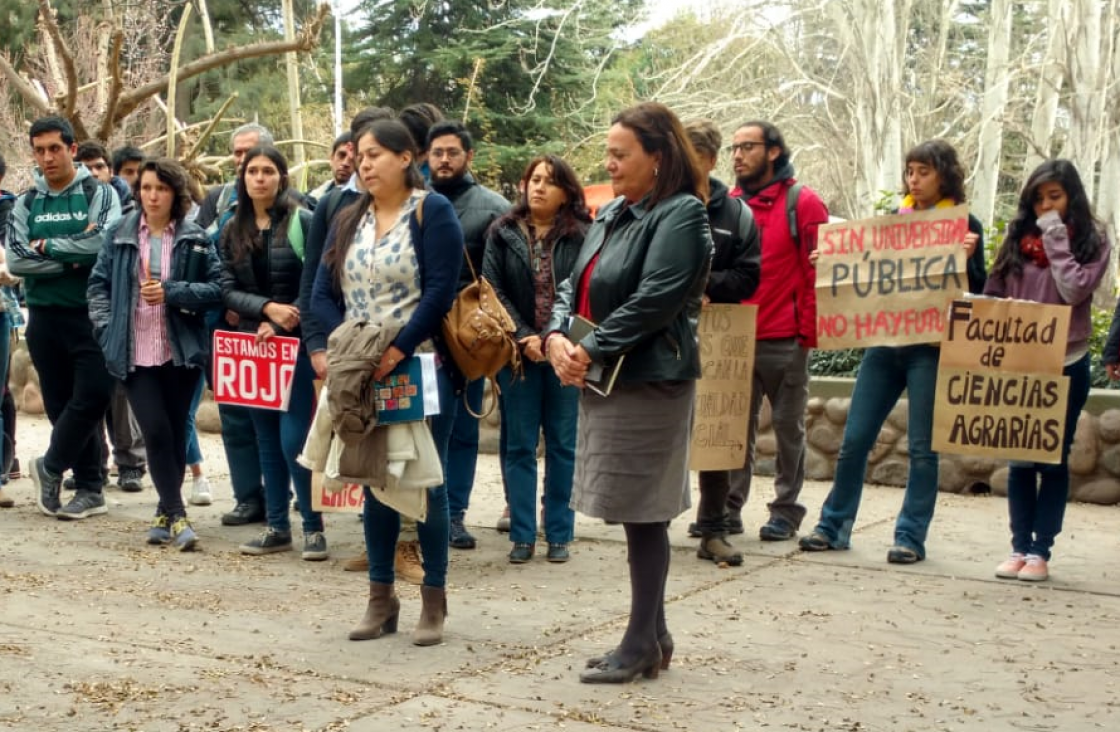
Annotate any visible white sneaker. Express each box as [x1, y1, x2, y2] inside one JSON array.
[[189, 476, 213, 506]]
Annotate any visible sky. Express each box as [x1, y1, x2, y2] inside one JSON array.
[[331, 0, 705, 36]]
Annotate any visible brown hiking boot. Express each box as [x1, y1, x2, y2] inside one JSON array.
[[395, 540, 424, 586], [342, 552, 368, 572], [697, 535, 744, 566]]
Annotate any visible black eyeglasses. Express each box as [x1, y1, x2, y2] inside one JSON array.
[[727, 142, 766, 154]]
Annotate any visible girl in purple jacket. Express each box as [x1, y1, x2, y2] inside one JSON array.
[[985, 159, 1110, 582]]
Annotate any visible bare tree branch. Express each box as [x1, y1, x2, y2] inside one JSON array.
[[0, 55, 50, 116], [111, 3, 330, 128], [95, 29, 125, 141], [37, 0, 79, 120]]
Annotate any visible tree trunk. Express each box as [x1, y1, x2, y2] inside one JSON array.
[[1062, 0, 1104, 201], [1024, 0, 1067, 173], [832, 0, 912, 216], [971, 0, 1013, 228], [283, 0, 307, 189]]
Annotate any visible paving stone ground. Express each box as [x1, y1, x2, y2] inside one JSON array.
[[1, 414, 1118, 731]]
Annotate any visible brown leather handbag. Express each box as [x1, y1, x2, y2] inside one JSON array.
[[440, 251, 521, 417]]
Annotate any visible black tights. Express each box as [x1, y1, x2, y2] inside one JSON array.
[[617, 521, 671, 662]]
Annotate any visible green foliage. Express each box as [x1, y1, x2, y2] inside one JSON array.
[[1090, 305, 1117, 389], [809, 348, 864, 378], [348, 0, 643, 189]]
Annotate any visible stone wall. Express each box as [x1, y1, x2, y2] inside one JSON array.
[[753, 395, 1120, 505]]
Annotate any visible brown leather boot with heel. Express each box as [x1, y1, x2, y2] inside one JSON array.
[[349, 581, 400, 641], [412, 585, 447, 646]]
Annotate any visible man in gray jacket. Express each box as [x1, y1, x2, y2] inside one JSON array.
[[427, 120, 510, 550]]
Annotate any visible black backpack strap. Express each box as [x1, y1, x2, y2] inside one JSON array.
[[785, 182, 803, 246]]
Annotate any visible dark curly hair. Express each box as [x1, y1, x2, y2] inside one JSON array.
[[903, 139, 967, 204], [136, 157, 194, 222]]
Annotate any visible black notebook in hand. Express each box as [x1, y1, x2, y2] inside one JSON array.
[[567, 315, 625, 396]]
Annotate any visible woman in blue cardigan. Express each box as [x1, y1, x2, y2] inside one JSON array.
[[312, 119, 462, 646]]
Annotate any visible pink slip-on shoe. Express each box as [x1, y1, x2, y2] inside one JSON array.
[[1018, 554, 1049, 582], [995, 552, 1026, 579]]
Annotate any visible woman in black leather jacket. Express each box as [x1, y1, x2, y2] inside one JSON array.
[[219, 145, 325, 561], [546, 102, 713, 684], [482, 155, 590, 565]]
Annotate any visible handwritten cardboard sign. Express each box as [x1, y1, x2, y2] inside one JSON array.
[[311, 472, 365, 513], [815, 205, 969, 350], [212, 330, 300, 411], [932, 298, 1071, 464], [689, 304, 756, 471]]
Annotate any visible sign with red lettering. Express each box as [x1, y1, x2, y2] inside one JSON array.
[[311, 473, 365, 513], [212, 330, 300, 411], [815, 205, 969, 350], [932, 298, 1071, 464]]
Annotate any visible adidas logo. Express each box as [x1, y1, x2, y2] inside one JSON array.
[[33, 211, 88, 224]]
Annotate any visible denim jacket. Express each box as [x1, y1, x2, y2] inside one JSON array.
[[88, 211, 223, 380]]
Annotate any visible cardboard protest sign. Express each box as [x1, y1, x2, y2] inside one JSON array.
[[815, 205, 969, 350], [689, 304, 756, 471], [932, 298, 1071, 464], [212, 330, 300, 411], [311, 472, 365, 513]]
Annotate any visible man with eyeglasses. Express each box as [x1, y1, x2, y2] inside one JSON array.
[[716, 120, 828, 543], [426, 119, 511, 551]]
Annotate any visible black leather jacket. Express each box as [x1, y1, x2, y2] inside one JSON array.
[[547, 192, 712, 383], [482, 217, 586, 339]]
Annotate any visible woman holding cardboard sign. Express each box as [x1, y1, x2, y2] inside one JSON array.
[[545, 102, 712, 683], [218, 145, 325, 561], [799, 140, 986, 565], [986, 160, 1109, 582], [88, 157, 222, 550], [312, 119, 461, 646]]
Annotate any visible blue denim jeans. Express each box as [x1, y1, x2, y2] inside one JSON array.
[[446, 378, 484, 519], [0, 311, 10, 483], [1006, 354, 1091, 560], [249, 350, 321, 535], [813, 344, 940, 557], [366, 366, 454, 587], [497, 361, 578, 545], [185, 371, 205, 466]]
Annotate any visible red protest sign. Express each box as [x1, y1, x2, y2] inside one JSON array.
[[212, 330, 300, 411]]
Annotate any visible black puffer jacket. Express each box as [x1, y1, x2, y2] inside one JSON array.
[[219, 202, 311, 336], [706, 177, 761, 303], [482, 217, 586, 339], [431, 173, 510, 291]]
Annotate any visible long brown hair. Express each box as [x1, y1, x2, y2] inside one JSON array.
[[222, 145, 299, 264], [612, 102, 708, 207], [323, 119, 424, 289], [494, 155, 590, 242]]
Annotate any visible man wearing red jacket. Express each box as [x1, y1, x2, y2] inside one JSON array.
[[725, 120, 828, 541]]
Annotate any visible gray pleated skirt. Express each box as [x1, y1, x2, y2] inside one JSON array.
[[571, 380, 695, 523]]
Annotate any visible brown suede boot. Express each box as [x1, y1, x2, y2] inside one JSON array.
[[349, 582, 400, 641], [412, 585, 447, 646]]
